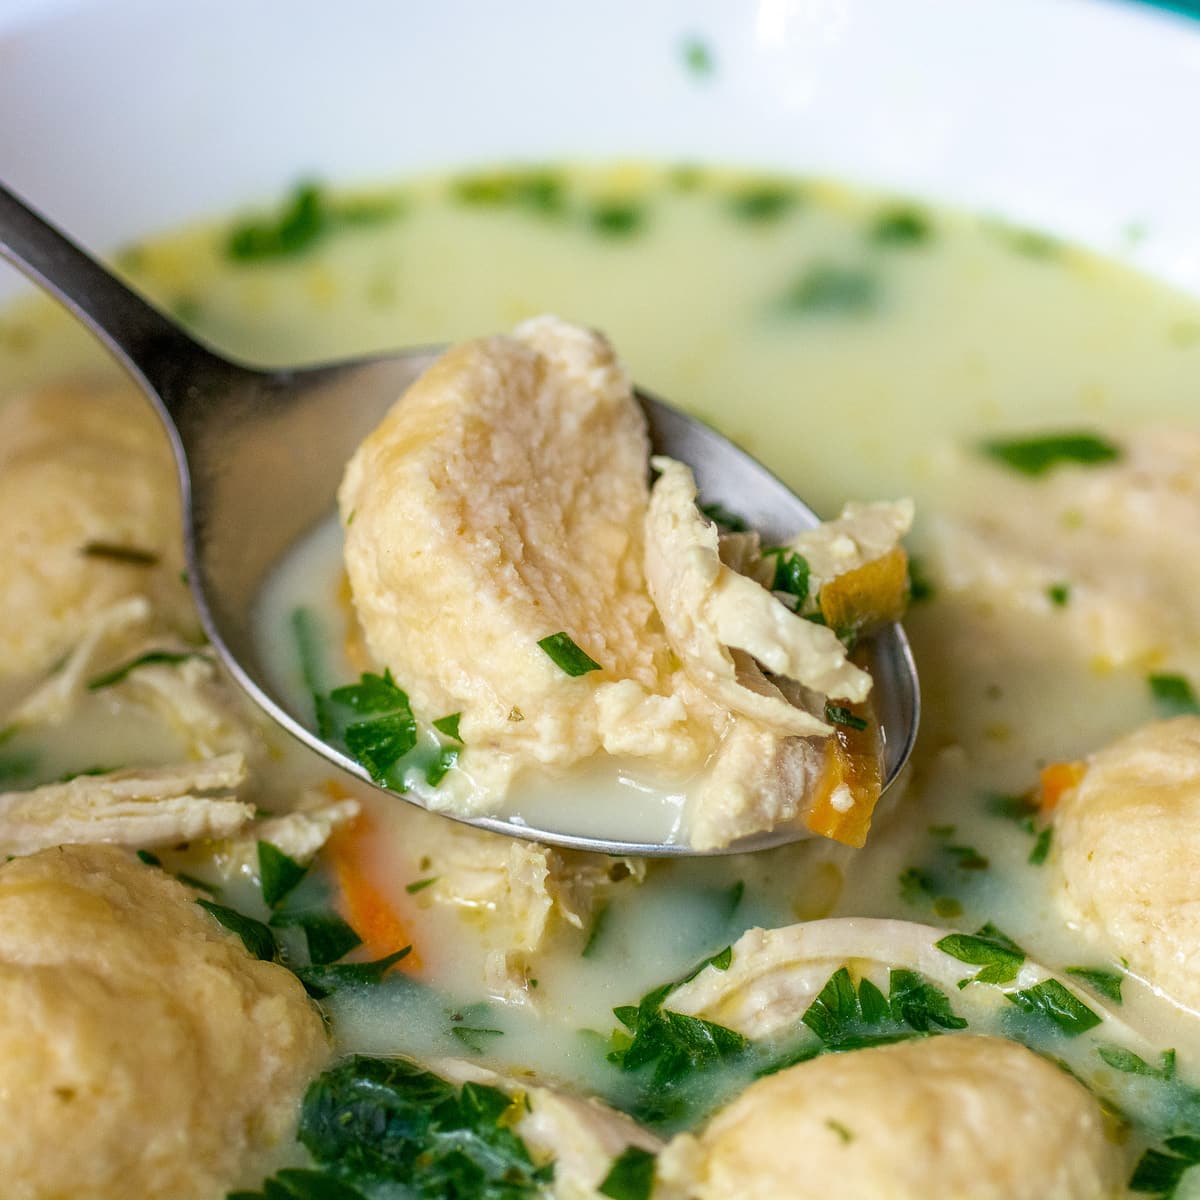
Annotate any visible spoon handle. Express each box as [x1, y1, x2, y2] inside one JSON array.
[[0, 181, 222, 411]]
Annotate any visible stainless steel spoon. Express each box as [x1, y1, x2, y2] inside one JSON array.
[[0, 181, 918, 856]]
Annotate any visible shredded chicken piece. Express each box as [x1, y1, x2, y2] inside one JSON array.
[[0, 753, 252, 857], [213, 790, 362, 878]]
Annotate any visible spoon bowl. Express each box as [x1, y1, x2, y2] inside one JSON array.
[[0, 181, 918, 856]]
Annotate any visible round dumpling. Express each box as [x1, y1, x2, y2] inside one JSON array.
[[0, 844, 330, 1200], [1054, 716, 1200, 1010], [0, 381, 194, 679], [659, 1035, 1122, 1200]]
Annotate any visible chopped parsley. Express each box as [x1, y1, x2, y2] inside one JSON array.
[[538, 632, 602, 677], [765, 548, 811, 604], [868, 206, 931, 246], [599, 1146, 657, 1200], [780, 263, 877, 315], [297, 1056, 552, 1198], [589, 201, 645, 237], [1129, 1137, 1200, 1196], [196, 900, 276, 961], [1047, 582, 1071, 607], [728, 184, 798, 224], [1065, 966, 1124, 1004], [425, 746, 459, 787], [87, 649, 208, 691], [405, 877, 438, 895], [1148, 673, 1200, 717], [1005, 978, 1101, 1037], [582, 903, 610, 958], [321, 670, 418, 784], [452, 169, 566, 216], [723, 880, 745, 918], [681, 35, 715, 78], [295, 948, 412, 1000], [292, 608, 332, 734], [1028, 826, 1053, 866], [935, 923, 1025, 986], [80, 541, 159, 566], [698, 501, 749, 532], [450, 1025, 505, 1054], [226, 182, 402, 262], [258, 841, 307, 909], [229, 1167, 368, 1200], [801, 966, 967, 1050], [980, 431, 1121, 476], [1098, 1044, 1175, 1080], [907, 555, 935, 603], [942, 844, 989, 871], [825, 1118, 855, 1143], [825, 703, 867, 732], [271, 908, 362, 966], [136, 849, 162, 867], [432, 712, 462, 741]]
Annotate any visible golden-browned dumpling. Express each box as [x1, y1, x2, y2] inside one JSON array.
[[0, 844, 329, 1200], [659, 1035, 1122, 1200], [0, 382, 194, 680], [1054, 716, 1200, 1011]]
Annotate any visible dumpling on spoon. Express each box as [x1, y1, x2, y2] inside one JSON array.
[[339, 316, 911, 848]]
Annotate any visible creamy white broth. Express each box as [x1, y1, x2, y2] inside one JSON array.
[[4, 163, 1200, 1191]]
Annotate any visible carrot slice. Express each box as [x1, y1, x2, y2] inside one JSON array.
[[324, 807, 419, 969], [818, 546, 909, 637], [805, 707, 883, 848], [1038, 760, 1086, 813]]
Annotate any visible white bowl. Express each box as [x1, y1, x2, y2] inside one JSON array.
[[1, 0, 1199, 302]]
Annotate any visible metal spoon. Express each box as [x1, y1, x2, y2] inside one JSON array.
[[0, 181, 918, 856]]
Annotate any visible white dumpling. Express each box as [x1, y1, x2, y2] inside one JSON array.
[[659, 1035, 1123, 1200]]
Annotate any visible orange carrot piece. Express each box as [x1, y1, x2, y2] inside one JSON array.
[[805, 708, 884, 848], [1038, 760, 1086, 812], [325, 809, 419, 969]]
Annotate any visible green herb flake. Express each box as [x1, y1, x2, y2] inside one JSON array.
[[1047, 582, 1071, 607], [433, 712, 463, 741], [825, 703, 867, 732], [898, 866, 937, 905], [271, 908, 362, 966], [1148, 673, 1200, 717], [230, 1167, 370, 1199], [780, 263, 877, 315], [295, 948, 412, 1000], [452, 169, 566, 216], [980, 432, 1121, 476], [825, 1118, 855, 1143], [728, 184, 798, 224], [1129, 1140, 1200, 1196], [87, 649, 208, 691], [589, 201, 645, 237], [197, 900, 276, 961], [450, 1025, 506, 1054], [405, 877, 438, 895], [907, 555, 935, 603], [538, 632, 602, 677], [765, 548, 811, 604], [80, 541, 159, 566], [698, 502, 749, 532], [1065, 966, 1124, 1004], [1097, 1044, 1175, 1080], [425, 745, 459, 787], [681, 35, 715, 78], [327, 670, 418, 782], [599, 1145, 657, 1200], [258, 841, 308, 909], [1028, 826, 1053, 866], [1006, 978, 1101, 1037], [723, 879, 745, 918], [943, 844, 989, 871], [582, 903, 610, 959], [935, 923, 1025, 985], [985, 791, 1039, 827], [868, 206, 931, 246], [297, 1056, 550, 1197]]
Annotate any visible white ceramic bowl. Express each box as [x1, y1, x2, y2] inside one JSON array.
[[1, 0, 1199, 304]]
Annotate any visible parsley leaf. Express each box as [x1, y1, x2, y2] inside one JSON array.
[[1028, 826, 1053, 866], [801, 966, 966, 1050], [258, 841, 307, 909], [765, 548, 811, 604], [980, 432, 1120, 476], [728, 184, 797, 224], [80, 541, 159, 566], [197, 900, 276, 961], [1130, 1140, 1200, 1196], [907, 555, 935, 603], [230, 1167, 369, 1199], [590, 202, 645, 237], [433, 712, 462, 741], [781, 263, 878, 315], [271, 908, 362, 966], [681, 35, 715, 79], [868, 206, 931, 246], [1047, 582, 1071, 607], [298, 1056, 551, 1199], [599, 1146, 657, 1200], [825, 703, 867, 732], [1064, 966, 1123, 1004], [1098, 1044, 1175, 1080], [538, 633, 602, 677], [87, 649, 208, 691], [1006, 978, 1101, 1037], [425, 745, 459, 787], [294, 948, 412, 1000], [452, 170, 566, 215], [582, 903, 610, 958], [1148, 673, 1200, 717], [405, 877, 438, 895], [292, 607, 333, 737], [324, 671, 417, 783], [697, 502, 748, 532], [936, 923, 1026, 986]]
